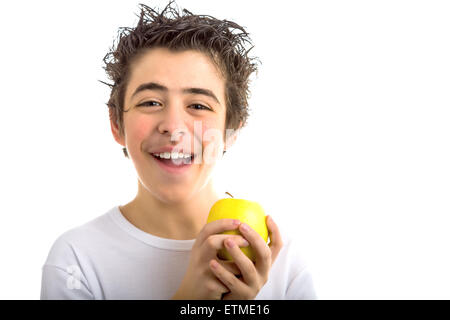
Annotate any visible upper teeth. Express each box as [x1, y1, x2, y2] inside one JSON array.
[[153, 152, 192, 159]]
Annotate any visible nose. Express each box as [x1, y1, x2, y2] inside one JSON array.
[[157, 103, 188, 142]]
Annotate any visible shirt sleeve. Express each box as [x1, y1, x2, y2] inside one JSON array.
[[280, 231, 318, 300], [40, 264, 94, 300], [285, 267, 318, 300]]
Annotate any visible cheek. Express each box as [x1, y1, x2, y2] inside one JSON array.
[[124, 114, 152, 151], [200, 120, 225, 165], [199, 117, 225, 141]]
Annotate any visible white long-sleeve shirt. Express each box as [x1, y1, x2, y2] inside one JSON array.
[[40, 206, 317, 299]]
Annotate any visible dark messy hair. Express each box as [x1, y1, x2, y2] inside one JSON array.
[[100, 1, 260, 157]]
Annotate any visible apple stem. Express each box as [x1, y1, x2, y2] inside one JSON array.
[[225, 191, 234, 198]]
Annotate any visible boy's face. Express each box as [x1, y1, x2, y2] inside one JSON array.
[[111, 47, 230, 203]]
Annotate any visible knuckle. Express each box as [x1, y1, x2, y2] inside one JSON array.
[[243, 289, 254, 300], [200, 223, 210, 235], [223, 218, 234, 227], [205, 282, 216, 294], [205, 236, 215, 249], [262, 248, 272, 260], [245, 257, 255, 269], [235, 235, 247, 244], [224, 277, 235, 290]]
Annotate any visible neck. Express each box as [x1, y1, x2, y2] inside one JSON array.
[[119, 179, 222, 240]]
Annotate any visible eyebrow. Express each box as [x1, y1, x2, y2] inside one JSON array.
[[131, 81, 221, 105]]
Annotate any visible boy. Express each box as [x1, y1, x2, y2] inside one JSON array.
[[40, 1, 316, 299]]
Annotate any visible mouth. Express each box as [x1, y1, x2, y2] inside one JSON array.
[[151, 153, 194, 164], [149, 152, 196, 174]]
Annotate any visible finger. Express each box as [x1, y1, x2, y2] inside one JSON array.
[[266, 215, 283, 264], [239, 222, 272, 274], [205, 274, 230, 299], [217, 260, 241, 276], [209, 259, 248, 297], [220, 235, 250, 248], [224, 238, 257, 286], [197, 219, 240, 244], [204, 234, 250, 252]]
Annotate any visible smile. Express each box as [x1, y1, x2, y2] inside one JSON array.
[[150, 152, 194, 174]]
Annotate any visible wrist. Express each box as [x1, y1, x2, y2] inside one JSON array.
[[171, 288, 186, 300]]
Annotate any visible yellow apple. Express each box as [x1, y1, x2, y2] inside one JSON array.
[[207, 196, 268, 262]]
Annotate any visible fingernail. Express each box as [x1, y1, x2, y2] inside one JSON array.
[[242, 239, 250, 247], [226, 239, 235, 248], [240, 223, 249, 232], [233, 219, 241, 226], [211, 260, 219, 269]]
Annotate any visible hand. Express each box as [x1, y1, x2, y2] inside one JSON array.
[[208, 215, 283, 300], [172, 218, 250, 300]]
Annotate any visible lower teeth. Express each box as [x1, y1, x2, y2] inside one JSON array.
[[156, 157, 191, 165]]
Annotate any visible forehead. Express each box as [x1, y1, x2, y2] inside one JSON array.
[[125, 47, 226, 103]]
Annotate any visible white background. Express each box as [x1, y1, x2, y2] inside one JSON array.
[[0, 0, 449, 299]]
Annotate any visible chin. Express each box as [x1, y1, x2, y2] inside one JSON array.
[[143, 181, 198, 204], [159, 189, 198, 204]]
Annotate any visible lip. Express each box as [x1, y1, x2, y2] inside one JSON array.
[[149, 153, 194, 175], [150, 146, 194, 155]]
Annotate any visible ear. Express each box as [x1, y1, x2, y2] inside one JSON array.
[[109, 108, 125, 147], [224, 121, 242, 151]]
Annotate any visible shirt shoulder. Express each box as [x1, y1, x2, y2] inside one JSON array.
[[42, 210, 112, 266], [40, 207, 116, 299]]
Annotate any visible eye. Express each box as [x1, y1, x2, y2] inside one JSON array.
[[137, 101, 211, 111], [137, 100, 161, 107], [190, 103, 211, 111]]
